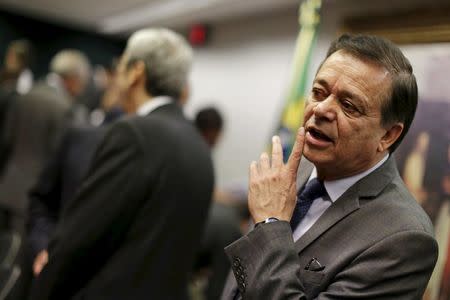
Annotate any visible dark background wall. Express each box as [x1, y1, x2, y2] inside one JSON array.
[[0, 9, 125, 78]]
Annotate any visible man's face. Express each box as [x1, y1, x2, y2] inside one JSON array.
[[114, 54, 132, 112], [202, 128, 222, 149], [115, 53, 146, 113], [303, 50, 393, 180], [5, 48, 21, 73]]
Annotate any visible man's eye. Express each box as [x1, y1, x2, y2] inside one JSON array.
[[341, 100, 359, 113], [312, 88, 325, 99]]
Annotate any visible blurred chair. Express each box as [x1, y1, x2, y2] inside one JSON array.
[[0, 231, 22, 300], [0, 265, 21, 300]]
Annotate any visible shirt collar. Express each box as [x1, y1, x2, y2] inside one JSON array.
[[309, 154, 389, 203], [137, 96, 172, 116]]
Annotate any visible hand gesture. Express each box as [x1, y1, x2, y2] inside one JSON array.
[[248, 127, 305, 223]]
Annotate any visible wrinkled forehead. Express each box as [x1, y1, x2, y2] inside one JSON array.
[[317, 50, 393, 104], [320, 50, 390, 76]]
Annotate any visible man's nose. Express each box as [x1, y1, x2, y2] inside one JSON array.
[[313, 96, 337, 122]]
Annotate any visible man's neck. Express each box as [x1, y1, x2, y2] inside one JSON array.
[[316, 152, 389, 181], [135, 93, 153, 110], [128, 90, 152, 113]]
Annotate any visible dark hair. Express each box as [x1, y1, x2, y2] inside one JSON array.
[[325, 34, 417, 153], [195, 107, 223, 133]]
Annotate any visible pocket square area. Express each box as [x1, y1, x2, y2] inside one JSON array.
[[305, 258, 325, 271]]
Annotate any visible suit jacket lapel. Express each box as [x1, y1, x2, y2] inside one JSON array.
[[294, 156, 398, 254]]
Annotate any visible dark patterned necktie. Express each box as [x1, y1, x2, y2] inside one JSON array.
[[290, 178, 327, 230]]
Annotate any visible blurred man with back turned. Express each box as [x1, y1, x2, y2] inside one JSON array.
[[221, 34, 438, 300], [0, 49, 90, 233], [30, 28, 214, 300]]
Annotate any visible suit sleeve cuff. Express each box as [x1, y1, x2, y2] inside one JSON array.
[[224, 221, 294, 295]]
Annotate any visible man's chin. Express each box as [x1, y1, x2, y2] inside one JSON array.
[[303, 147, 333, 166]]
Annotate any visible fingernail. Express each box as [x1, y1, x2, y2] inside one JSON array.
[[272, 135, 279, 142], [299, 127, 305, 135]]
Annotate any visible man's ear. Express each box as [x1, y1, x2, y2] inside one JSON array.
[[128, 60, 146, 87], [377, 122, 404, 152], [178, 84, 190, 106]]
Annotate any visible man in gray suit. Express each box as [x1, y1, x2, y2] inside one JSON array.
[[0, 49, 90, 232], [221, 34, 438, 299]]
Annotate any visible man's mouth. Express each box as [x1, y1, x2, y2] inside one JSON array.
[[307, 127, 333, 143]]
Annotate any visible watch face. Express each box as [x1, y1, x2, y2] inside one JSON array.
[[265, 217, 279, 223]]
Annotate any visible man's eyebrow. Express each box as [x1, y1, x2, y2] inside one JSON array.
[[338, 90, 367, 112], [339, 90, 363, 103], [313, 78, 329, 89], [314, 78, 366, 107]]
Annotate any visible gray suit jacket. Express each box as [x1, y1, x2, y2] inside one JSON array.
[[221, 156, 438, 299], [0, 81, 70, 230]]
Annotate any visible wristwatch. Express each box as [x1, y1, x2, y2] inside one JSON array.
[[255, 217, 279, 228]]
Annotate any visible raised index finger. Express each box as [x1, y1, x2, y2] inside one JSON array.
[[287, 127, 305, 177]]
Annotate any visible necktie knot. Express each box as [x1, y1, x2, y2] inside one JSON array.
[[290, 178, 327, 230], [298, 178, 326, 202]]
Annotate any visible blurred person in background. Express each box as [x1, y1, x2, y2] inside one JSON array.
[[2, 60, 126, 300], [195, 106, 223, 148], [81, 60, 120, 116], [30, 28, 214, 300], [0, 40, 35, 178], [0, 39, 34, 95], [0, 49, 91, 234], [89, 59, 125, 126], [191, 107, 242, 300], [46, 50, 90, 125], [0, 48, 91, 300], [27, 58, 125, 279]]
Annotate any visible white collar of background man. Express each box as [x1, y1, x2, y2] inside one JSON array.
[[137, 96, 172, 116]]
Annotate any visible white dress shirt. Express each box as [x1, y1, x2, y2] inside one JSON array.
[[293, 155, 389, 241], [16, 68, 33, 95], [137, 96, 172, 116]]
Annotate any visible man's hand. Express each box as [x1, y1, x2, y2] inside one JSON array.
[[248, 127, 305, 223], [33, 249, 49, 276]]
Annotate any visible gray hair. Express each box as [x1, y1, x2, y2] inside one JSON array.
[[125, 28, 193, 99], [50, 49, 91, 83]]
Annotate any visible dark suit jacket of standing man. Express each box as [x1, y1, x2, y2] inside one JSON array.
[[30, 101, 214, 300], [28, 124, 110, 258], [221, 156, 438, 299]]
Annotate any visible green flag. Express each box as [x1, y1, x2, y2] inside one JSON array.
[[275, 0, 322, 161]]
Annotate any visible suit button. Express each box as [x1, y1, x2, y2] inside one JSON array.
[[233, 258, 240, 267]]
